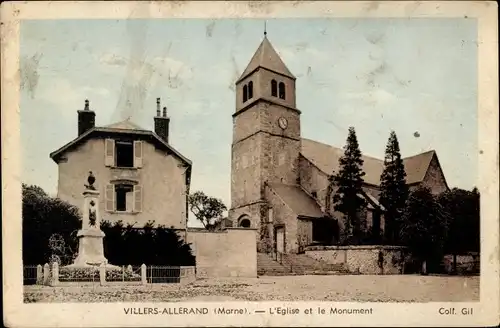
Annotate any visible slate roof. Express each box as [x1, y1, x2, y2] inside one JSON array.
[[267, 183, 324, 218], [104, 119, 145, 130], [237, 36, 295, 83], [300, 138, 436, 186], [49, 119, 192, 168]]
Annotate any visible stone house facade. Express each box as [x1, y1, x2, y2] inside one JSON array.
[[50, 99, 192, 235], [228, 35, 449, 254]]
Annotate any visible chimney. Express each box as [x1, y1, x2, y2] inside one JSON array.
[[154, 98, 170, 143], [77, 99, 96, 136]]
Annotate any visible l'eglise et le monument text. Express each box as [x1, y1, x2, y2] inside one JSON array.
[[48, 34, 450, 277]]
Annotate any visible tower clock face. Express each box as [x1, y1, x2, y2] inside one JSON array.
[[278, 117, 288, 130]]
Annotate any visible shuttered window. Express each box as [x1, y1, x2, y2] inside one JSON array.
[[133, 185, 143, 213], [105, 184, 115, 212], [104, 139, 115, 167], [133, 141, 143, 168]]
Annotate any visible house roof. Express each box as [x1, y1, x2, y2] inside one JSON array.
[[49, 119, 192, 168], [104, 119, 145, 130], [300, 138, 436, 186], [237, 36, 295, 83], [267, 183, 324, 218]]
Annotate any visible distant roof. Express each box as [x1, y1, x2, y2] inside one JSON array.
[[300, 138, 436, 186], [237, 36, 295, 83], [49, 119, 192, 168], [267, 183, 324, 218]]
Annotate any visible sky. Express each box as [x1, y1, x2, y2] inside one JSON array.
[[20, 18, 478, 226]]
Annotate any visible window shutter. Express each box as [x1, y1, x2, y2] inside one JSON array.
[[133, 185, 143, 213], [104, 139, 115, 167], [105, 184, 115, 212], [133, 141, 143, 168]]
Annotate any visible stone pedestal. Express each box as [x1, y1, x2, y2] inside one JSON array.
[[72, 228, 107, 266], [64, 187, 119, 270]]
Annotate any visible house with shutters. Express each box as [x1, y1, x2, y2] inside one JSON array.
[[49, 98, 192, 234]]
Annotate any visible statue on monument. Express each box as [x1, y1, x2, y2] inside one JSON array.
[[85, 171, 96, 190]]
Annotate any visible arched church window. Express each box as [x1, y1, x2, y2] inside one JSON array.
[[248, 81, 253, 99], [239, 218, 251, 228], [271, 79, 278, 97], [243, 85, 248, 102], [279, 82, 286, 100]]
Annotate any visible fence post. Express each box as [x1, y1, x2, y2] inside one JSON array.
[[51, 262, 59, 286], [36, 265, 43, 285], [99, 263, 106, 286], [43, 263, 50, 285], [141, 264, 147, 285]]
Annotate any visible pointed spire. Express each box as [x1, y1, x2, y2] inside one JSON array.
[[264, 21, 267, 36], [236, 34, 295, 83]]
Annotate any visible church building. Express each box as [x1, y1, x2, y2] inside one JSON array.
[[50, 98, 192, 235], [228, 34, 449, 254]]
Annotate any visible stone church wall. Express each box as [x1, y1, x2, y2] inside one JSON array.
[[305, 245, 406, 274], [265, 185, 300, 253], [228, 201, 268, 252], [421, 155, 449, 195], [298, 155, 330, 210], [186, 228, 257, 278], [230, 134, 262, 208]]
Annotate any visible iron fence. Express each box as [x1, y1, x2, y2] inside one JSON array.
[[147, 266, 181, 283], [23, 265, 38, 285], [106, 266, 142, 282]]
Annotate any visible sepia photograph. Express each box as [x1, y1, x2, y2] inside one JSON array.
[[2, 1, 499, 327]]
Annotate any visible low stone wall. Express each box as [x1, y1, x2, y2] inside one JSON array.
[[305, 245, 406, 275], [187, 228, 258, 278], [443, 254, 480, 275]]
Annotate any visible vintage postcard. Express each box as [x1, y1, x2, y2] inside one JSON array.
[[2, 1, 499, 327]]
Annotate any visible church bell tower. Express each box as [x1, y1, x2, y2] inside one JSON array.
[[229, 32, 301, 251]]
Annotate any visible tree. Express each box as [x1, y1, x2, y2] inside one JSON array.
[[100, 220, 195, 266], [438, 187, 480, 273], [188, 191, 227, 230], [22, 184, 81, 265], [379, 131, 409, 244], [399, 187, 447, 274], [332, 127, 367, 243]]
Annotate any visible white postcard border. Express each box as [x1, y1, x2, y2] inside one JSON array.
[[2, 1, 498, 327]]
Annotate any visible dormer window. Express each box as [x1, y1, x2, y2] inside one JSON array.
[[279, 82, 286, 100], [271, 79, 277, 97]]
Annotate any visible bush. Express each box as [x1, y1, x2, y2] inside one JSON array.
[[100, 220, 196, 266], [22, 184, 81, 265], [59, 267, 99, 281]]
